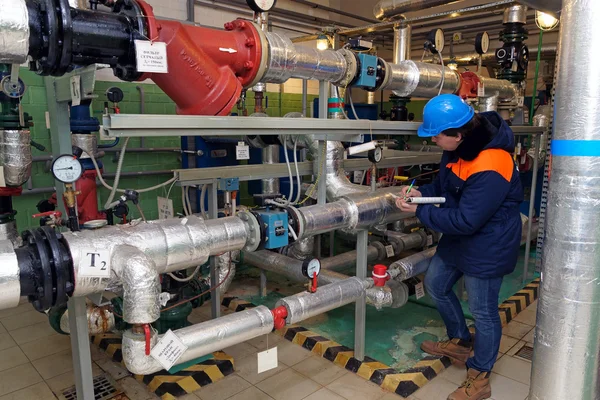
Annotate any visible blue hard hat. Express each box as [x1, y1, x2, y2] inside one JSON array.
[[417, 94, 475, 137]]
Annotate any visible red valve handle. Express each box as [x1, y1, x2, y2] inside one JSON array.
[[271, 306, 288, 330], [310, 273, 318, 293], [32, 211, 63, 219], [144, 324, 151, 356]]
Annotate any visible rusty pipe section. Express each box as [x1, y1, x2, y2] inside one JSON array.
[[59, 304, 116, 335], [64, 214, 257, 298]]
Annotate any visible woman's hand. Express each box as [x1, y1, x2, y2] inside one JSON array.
[[400, 186, 422, 198], [396, 198, 418, 213]]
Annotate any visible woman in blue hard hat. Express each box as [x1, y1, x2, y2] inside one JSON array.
[[396, 94, 523, 400]]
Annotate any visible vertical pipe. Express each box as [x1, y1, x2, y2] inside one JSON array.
[[522, 133, 540, 284], [393, 23, 411, 63], [208, 181, 221, 319], [354, 230, 368, 361], [529, 1, 600, 398], [302, 79, 308, 116], [316, 81, 329, 258], [261, 145, 280, 195], [529, 30, 544, 125]]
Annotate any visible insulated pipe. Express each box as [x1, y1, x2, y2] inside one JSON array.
[[479, 96, 498, 112], [529, 0, 600, 398], [0, 130, 33, 187], [393, 23, 412, 63], [382, 61, 461, 98], [276, 277, 372, 324], [518, 0, 562, 16], [63, 214, 255, 297], [122, 306, 275, 375], [0, 0, 29, 63], [0, 240, 20, 310], [389, 247, 436, 280], [374, 0, 464, 20]]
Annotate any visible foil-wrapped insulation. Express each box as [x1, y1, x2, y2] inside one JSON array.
[[366, 287, 393, 310], [478, 76, 518, 100], [0, 0, 30, 63], [122, 306, 274, 375], [262, 145, 280, 195], [530, 1, 600, 398], [287, 237, 314, 261], [262, 32, 348, 84], [0, 130, 32, 187], [211, 251, 237, 294], [343, 187, 415, 230], [64, 216, 249, 297], [322, 141, 369, 200], [383, 61, 460, 98], [0, 221, 21, 248], [115, 246, 160, 324], [72, 134, 99, 159], [297, 199, 357, 238], [0, 240, 20, 310], [276, 277, 372, 325], [393, 24, 411, 63], [479, 96, 498, 113], [389, 247, 436, 281], [374, 0, 462, 20], [59, 304, 115, 334]]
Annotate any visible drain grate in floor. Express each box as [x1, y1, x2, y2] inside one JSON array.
[[60, 374, 122, 400], [515, 345, 534, 361]]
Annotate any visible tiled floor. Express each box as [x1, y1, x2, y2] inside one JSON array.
[[0, 298, 538, 400]]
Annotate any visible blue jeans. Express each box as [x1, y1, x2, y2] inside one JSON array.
[[424, 253, 503, 372]]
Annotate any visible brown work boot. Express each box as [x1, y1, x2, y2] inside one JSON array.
[[420, 338, 471, 365], [447, 368, 491, 400]]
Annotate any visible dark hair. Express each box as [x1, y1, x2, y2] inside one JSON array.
[[441, 113, 483, 138]]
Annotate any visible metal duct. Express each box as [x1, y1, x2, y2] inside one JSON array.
[[0, 240, 20, 310], [374, 0, 463, 20], [383, 61, 461, 98], [0, 130, 33, 187], [262, 145, 280, 195], [64, 214, 254, 297], [262, 32, 348, 84], [122, 306, 274, 375], [393, 24, 412, 63], [60, 304, 115, 335], [479, 96, 499, 112], [0, 0, 30, 63], [0, 221, 21, 248], [116, 246, 161, 324], [529, 0, 600, 398], [276, 277, 371, 324]]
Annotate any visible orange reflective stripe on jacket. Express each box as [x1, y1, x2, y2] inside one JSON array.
[[446, 149, 514, 182]]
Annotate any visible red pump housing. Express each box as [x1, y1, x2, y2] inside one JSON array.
[[135, 1, 266, 116]]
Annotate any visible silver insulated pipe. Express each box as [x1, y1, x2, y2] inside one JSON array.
[[393, 23, 411, 63], [0, 0, 30, 63], [382, 61, 461, 98], [529, 0, 600, 399], [374, 0, 464, 20], [0, 130, 33, 186]]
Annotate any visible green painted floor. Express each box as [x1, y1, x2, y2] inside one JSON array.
[[234, 248, 539, 372]]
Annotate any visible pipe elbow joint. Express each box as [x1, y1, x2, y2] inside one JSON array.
[[113, 246, 160, 325], [122, 328, 162, 375]]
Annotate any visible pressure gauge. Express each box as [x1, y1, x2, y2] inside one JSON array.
[[368, 147, 383, 164], [426, 29, 445, 54], [246, 0, 276, 12], [302, 258, 321, 279], [51, 154, 83, 183], [475, 32, 490, 55]]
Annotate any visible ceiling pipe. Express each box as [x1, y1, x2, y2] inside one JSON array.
[[374, 0, 466, 21], [517, 0, 562, 16]]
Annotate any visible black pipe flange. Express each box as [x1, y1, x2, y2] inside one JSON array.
[[16, 227, 74, 312]]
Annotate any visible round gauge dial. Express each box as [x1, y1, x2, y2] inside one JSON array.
[[302, 258, 321, 279], [434, 29, 445, 53], [368, 147, 383, 164], [475, 32, 490, 55], [51, 154, 83, 183], [246, 0, 276, 12]]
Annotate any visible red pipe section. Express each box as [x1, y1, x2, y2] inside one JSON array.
[[135, 1, 265, 116]]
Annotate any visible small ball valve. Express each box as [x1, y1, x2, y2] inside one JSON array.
[[372, 264, 390, 287]]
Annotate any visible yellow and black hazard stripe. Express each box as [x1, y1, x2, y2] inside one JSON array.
[[91, 334, 234, 400], [137, 352, 234, 400], [221, 297, 256, 312], [498, 278, 540, 326], [91, 333, 123, 363]]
